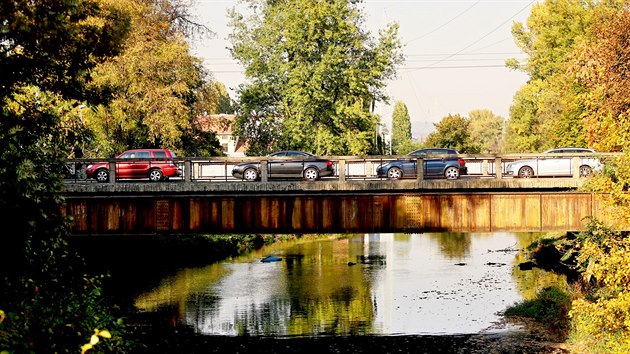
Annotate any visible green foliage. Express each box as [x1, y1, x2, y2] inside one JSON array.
[[228, 0, 404, 155], [85, 0, 222, 157], [467, 109, 505, 153], [504, 79, 545, 152], [394, 139, 423, 155], [424, 114, 472, 153], [195, 81, 235, 115], [562, 153, 630, 351], [391, 100, 412, 154], [504, 0, 600, 152], [0, 0, 130, 99], [504, 286, 572, 334], [0, 0, 132, 352]]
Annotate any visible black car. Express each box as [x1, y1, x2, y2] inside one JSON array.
[[232, 151, 334, 181], [376, 148, 467, 180]]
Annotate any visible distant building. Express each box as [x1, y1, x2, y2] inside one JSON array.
[[194, 114, 247, 157]]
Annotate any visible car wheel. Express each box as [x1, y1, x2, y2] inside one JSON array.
[[304, 167, 319, 181], [95, 169, 109, 183], [518, 166, 534, 178], [149, 169, 163, 182], [243, 168, 258, 181], [387, 167, 402, 180], [579, 165, 593, 177], [444, 166, 460, 180]]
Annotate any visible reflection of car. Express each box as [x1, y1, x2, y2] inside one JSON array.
[[375, 148, 467, 180], [505, 148, 601, 178], [232, 151, 334, 181], [86, 149, 182, 183]]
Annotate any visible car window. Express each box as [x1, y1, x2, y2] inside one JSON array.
[[270, 152, 287, 157], [410, 149, 426, 157], [167, 150, 176, 158], [136, 151, 151, 158], [428, 149, 446, 155], [153, 151, 167, 158]]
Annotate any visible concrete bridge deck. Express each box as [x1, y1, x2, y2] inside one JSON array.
[[63, 177, 586, 195]]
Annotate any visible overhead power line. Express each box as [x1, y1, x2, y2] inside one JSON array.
[[405, 0, 481, 45], [412, 0, 536, 71]]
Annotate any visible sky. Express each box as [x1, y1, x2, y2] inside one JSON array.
[[187, 0, 536, 141]]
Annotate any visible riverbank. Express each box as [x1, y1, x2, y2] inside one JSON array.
[[126, 319, 569, 354]]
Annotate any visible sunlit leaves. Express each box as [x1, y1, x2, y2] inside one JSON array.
[[424, 114, 471, 153], [505, 0, 598, 152], [467, 109, 505, 154], [228, 0, 403, 155], [571, 7, 630, 152], [568, 152, 630, 351], [87, 0, 210, 156]]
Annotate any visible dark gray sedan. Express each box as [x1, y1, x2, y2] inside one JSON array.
[[232, 151, 335, 181], [376, 148, 467, 180]]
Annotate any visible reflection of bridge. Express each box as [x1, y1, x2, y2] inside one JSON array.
[[63, 176, 620, 236]]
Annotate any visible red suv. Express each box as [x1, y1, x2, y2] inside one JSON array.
[[86, 149, 182, 183]]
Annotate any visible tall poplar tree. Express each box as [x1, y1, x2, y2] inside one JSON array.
[[391, 100, 412, 154], [228, 0, 404, 156]]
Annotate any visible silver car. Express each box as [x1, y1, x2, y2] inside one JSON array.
[[505, 148, 602, 178]]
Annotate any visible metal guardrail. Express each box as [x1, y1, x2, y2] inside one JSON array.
[[63, 152, 622, 183]]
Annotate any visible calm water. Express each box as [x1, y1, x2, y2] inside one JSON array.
[[133, 233, 566, 337]]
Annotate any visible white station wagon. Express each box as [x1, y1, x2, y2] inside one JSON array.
[[505, 148, 602, 178]]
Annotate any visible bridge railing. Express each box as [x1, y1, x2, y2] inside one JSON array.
[[63, 152, 621, 183]]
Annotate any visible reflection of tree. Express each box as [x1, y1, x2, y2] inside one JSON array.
[[510, 233, 569, 300], [427, 232, 472, 259], [135, 265, 230, 312], [280, 238, 378, 336]]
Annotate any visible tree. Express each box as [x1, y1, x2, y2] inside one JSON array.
[[195, 81, 235, 115], [86, 0, 222, 157], [571, 6, 630, 152], [228, 0, 404, 156], [391, 100, 412, 154], [424, 114, 471, 153], [505, 0, 598, 152], [0, 0, 131, 351], [467, 109, 505, 154]]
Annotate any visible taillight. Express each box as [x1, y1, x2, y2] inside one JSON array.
[[326, 161, 333, 167], [458, 159, 466, 166]]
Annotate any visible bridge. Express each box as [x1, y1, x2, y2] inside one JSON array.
[[62, 153, 622, 236]]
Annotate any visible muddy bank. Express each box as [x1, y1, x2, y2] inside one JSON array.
[[126, 316, 569, 354], [128, 331, 568, 354]]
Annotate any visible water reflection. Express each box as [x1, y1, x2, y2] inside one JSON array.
[[134, 233, 567, 337]]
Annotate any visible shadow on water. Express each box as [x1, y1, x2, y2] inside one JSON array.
[[69, 235, 247, 303]]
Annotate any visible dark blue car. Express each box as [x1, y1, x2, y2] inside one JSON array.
[[376, 148, 467, 180]]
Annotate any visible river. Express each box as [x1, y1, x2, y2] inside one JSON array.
[[128, 232, 567, 338]]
